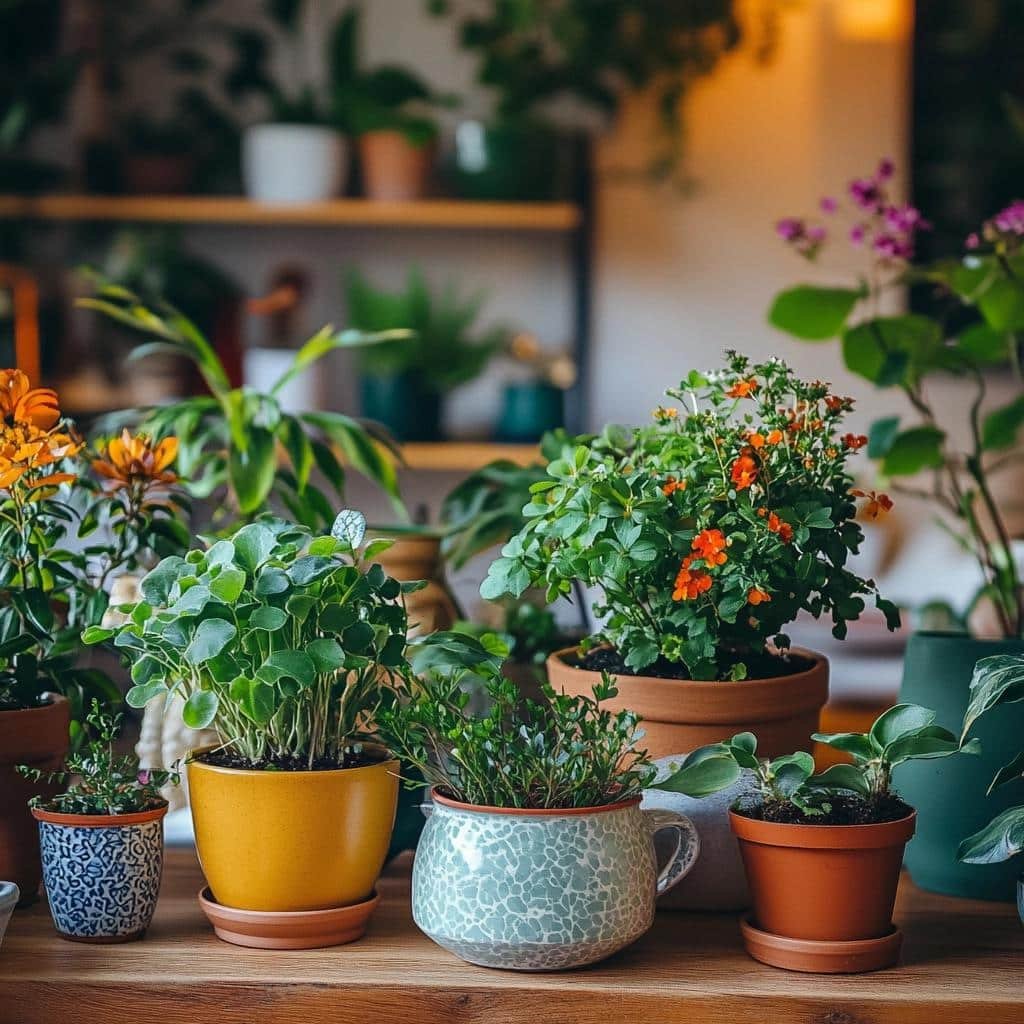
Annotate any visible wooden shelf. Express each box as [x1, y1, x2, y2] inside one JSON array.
[[0, 195, 581, 231], [400, 442, 539, 472], [3, 848, 1022, 1024]]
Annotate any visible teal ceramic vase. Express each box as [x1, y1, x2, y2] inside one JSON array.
[[895, 631, 1024, 901], [496, 382, 564, 442], [360, 372, 441, 442], [412, 792, 699, 971]]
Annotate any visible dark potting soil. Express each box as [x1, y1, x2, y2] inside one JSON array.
[[194, 746, 388, 773], [575, 646, 815, 682], [735, 793, 912, 826]]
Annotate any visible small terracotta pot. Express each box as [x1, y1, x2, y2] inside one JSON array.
[[730, 809, 915, 970], [358, 130, 434, 200], [547, 647, 828, 760], [370, 530, 458, 636], [0, 697, 69, 905]]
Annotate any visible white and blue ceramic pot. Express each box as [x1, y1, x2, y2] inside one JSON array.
[[32, 803, 167, 943], [413, 791, 699, 971]]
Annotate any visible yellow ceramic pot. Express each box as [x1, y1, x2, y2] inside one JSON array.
[[187, 745, 399, 913]]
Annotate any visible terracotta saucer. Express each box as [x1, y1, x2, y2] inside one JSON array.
[[198, 887, 379, 950], [740, 916, 903, 974]]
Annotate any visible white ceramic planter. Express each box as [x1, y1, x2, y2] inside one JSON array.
[[243, 348, 319, 412], [242, 124, 347, 203], [0, 881, 17, 947]]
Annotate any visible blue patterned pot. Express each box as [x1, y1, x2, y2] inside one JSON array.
[[33, 804, 167, 943], [413, 792, 699, 971]]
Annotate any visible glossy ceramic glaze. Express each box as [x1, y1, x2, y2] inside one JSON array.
[[548, 647, 829, 760], [33, 804, 167, 942], [188, 746, 399, 913], [896, 632, 1024, 901], [0, 880, 17, 947], [413, 793, 699, 971]]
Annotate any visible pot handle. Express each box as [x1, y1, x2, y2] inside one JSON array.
[[642, 808, 700, 897]]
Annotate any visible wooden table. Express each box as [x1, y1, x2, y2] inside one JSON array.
[[2, 848, 1021, 1024]]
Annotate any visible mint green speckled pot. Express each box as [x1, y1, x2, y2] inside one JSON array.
[[412, 792, 699, 971]]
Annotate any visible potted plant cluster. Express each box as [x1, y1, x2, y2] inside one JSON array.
[[722, 704, 974, 972], [346, 266, 506, 441], [771, 160, 1024, 901], [957, 654, 1024, 924], [0, 368, 185, 905], [483, 352, 899, 758], [377, 631, 740, 971], [86, 511, 417, 949], [22, 702, 180, 943]]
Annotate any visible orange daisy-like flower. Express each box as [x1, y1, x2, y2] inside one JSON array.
[[692, 528, 728, 566], [672, 556, 713, 602], [662, 476, 686, 497], [767, 512, 794, 544], [852, 488, 894, 519], [730, 451, 758, 490], [748, 587, 771, 606], [727, 378, 758, 399], [747, 432, 766, 449], [842, 433, 868, 451], [0, 369, 61, 430], [92, 430, 179, 493], [766, 429, 783, 445], [0, 422, 81, 492]]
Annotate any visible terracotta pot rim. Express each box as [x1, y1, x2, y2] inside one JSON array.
[[358, 129, 436, 149], [729, 808, 916, 849], [0, 692, 68, 717], [31, 802, 168, 828], [187, 743, 399, 779], [430, 788, 641, 817]]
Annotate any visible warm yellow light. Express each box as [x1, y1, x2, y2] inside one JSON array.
[[834, 0, 912, 42]]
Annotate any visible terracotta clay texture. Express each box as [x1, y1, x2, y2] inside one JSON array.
[[359, 131, 434, 201], [730, 809, 916, 971], [0, 697, 69, 905], [547, 647, 828, 760]]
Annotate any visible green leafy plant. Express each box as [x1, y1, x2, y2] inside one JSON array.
[[440, 430, 568, 569], [347, 267, 506, 395], [84, 511, 419, 770], [379, 631, 655, 808], [957, 654, 1024, 864], [770, 160, 1024, 637], [20, 700, 179, 816], [80, 277, 409, 529], [722, 704, 974, 824], [0, 373, 187, 727], [483, 352, 898, 680]]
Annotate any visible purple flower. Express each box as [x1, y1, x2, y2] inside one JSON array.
[[849, 177, 882, 212], [872, 233, 912, 261], [137, 769, 151, 786], [877, 158, 895, 181], [820, 196, 838, 214], [807, 225, 827, 244], [965, 232, 980, 250], [776, 217, 804, 241], [992, 199, 1024, 235], [850, 224, 867, 245]]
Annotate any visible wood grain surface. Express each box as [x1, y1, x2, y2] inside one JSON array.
[[1, 848, 1021, 1024]]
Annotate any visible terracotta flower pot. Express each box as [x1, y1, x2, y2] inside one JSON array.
[[358, 130, 434, 201], [32, 803, 167, 943], [730, 809, 915, 972], [370, 529, 458, 636], [0, 696, 69, 906], [546, 647, 828, 760]]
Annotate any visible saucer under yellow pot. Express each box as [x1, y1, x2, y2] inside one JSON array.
[[187, 746, 399, 912]]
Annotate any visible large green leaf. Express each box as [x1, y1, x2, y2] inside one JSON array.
[[258, 650, 316, 688], [228, 675, 275, 725], [981, 396, 1024, 451], [654, 748, 741, 797], [184, 619, 237, 665], [957, 807, 1024, 864], [233, 523, 277, 573], [810, 731, 874, 762], [210, 567, 246, 604], [807, 762, 871, 797], [182, 689, 219, 729], [977, 277, 1024, 332], [841, 315, 940, 386], [962, 654, 1024, 737], [870, 703, 935, 748], [880, 426, 945, 476], [768, 285, 861, 340], [228, 425, 276, 514]]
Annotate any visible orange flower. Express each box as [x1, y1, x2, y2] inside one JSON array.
[[842, 433, 868, 451], [852, 488, 894, 519], [767, 512, 794, 544], [748, 432, 766, 449], [0, 422, 81, 492], [692, 528, 728, 566], [766, 429, 783, 445], [92, 430, 178, 493], [0, 369, 61, 430], [727, 378, 758, 399], [730, 452, 758, 490], [662, 476, 686, 497], [653, 406, 678, 422], [672, 556, 713, 601], [825, 395, 854, 414], [748, 587, 771, 606]]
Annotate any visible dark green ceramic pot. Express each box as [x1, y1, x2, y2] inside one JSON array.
[[496, 382, 564, 442], [895, 631, 1024, 901], [360, 372, 441, 442]]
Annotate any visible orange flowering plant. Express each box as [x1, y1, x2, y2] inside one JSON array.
[[483, 352, 899, 680], [0, 370, 187, 716]]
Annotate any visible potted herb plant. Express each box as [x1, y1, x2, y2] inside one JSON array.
[[0, 370, 183, 905], [770, 160, 1024, 901], [725, 705, 974, 972], [346, 266, 506, 441], [957, 654, 1024, 924], [483, 353, 899, 758], [22, 702, 179, 943], [85, 511, 414, 949], [377, 631, 740, 971]]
